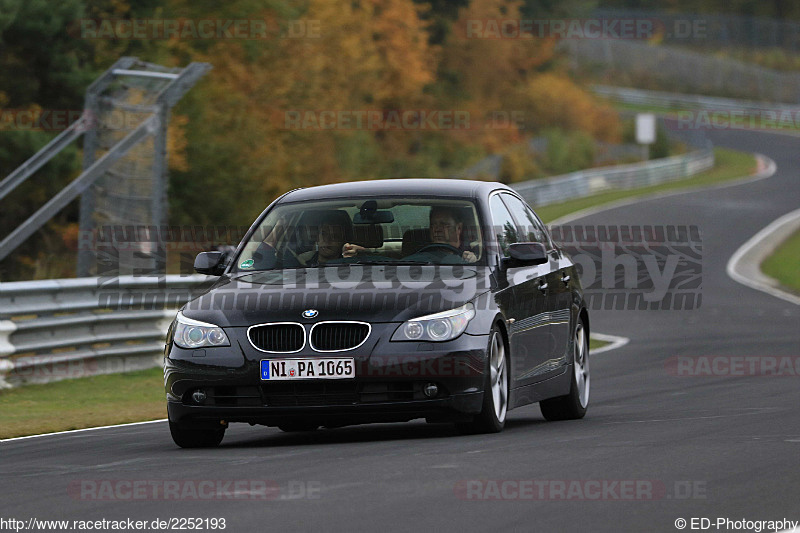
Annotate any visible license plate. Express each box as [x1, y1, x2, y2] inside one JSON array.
[[261, 358, 355, 380]]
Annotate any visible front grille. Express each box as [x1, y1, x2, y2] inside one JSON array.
[[261, 382, 358, 407], [249, 323, 304, 352], [310, 322, 370, 351]]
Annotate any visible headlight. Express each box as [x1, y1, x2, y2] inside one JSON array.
[[173, 312, 230, 349], [391, 303, 476, 342]]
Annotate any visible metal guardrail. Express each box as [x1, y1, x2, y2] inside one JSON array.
[[594, 85, 800, 113], [0, 275, 212, 388], [512, 147, 714, 208]]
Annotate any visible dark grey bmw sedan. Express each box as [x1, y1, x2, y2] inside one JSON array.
[[165, 179, 590, 447]]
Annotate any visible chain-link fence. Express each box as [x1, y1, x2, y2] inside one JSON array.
[[77, 59, 211, 277]]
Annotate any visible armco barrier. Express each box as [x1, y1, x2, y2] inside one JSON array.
[[512, 147, 714, 207], [0, 275, 213, 388], [593, 85, 800, 114]]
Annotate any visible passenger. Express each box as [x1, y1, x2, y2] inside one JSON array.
[[297, 221, 349, 267], [252, 215, 352, 268]]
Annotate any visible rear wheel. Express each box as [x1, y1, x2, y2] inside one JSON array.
[[169, 421, 225, 448], [456, 327, 508, 434], [540, 317, 589, 421]]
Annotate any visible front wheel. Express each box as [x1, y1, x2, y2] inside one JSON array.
[[540, 317, 589, 421], [456, 327, 508, 434], [169, 421, 225, 448]]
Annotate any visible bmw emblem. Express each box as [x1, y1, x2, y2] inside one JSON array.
[[302, 309, 319, 319]]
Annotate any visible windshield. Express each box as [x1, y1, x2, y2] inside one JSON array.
[[234, 197, 484, 271]]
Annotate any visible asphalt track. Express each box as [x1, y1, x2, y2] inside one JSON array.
[[1, 128, 798, 532]]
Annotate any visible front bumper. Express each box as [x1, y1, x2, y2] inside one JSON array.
[[165, 323, 489, 427]]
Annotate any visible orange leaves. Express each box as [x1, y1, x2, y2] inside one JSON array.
[[154, 0, 621, 228], [364, 0, 437, 105], [521, 73, 621, 143]]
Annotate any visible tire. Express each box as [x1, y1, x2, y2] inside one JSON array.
[[456, 327, 508, 434], [540, 316, 589, 421], [169, 421, 225, 448]]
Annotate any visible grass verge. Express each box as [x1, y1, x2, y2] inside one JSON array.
[[589, 337, 609, 351], [0, 368, 165, 440], [0, 146, 757, 439], [760, 228, 800, 293]]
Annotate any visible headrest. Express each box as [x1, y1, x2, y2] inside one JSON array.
[[402, 228, 431, 256], [351, 224, 384, 248], [298, 209, 353, 242]]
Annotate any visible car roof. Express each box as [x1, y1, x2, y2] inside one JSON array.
[[280, 178, 514, 203]]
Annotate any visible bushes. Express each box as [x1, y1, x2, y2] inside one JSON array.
[[540, 129, 596, 175]]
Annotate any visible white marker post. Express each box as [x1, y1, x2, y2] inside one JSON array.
[[636, 113, 656, 160]]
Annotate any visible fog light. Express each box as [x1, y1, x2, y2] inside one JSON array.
[[191, 389, 207, 404], [423, 382, 439, 398]]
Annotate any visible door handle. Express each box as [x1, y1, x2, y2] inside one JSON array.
[[538, 281, 548, 293], [561, 273, 570, 285]]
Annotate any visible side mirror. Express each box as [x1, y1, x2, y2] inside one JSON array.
[[194, 251, 226, 275], [502, 242, 548, 269]]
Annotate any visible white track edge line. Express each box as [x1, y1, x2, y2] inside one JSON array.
[[0, 419, 167, 443], [590, 333, 630, 355], [726, 207, 800, 306]]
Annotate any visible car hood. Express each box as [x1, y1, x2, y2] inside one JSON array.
[[181, 265, 493, 327]]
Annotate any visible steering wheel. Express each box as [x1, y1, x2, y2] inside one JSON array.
[[415, 243, 462, 256]]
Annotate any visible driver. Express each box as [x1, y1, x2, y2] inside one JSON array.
[[403, 206, 477, 264]]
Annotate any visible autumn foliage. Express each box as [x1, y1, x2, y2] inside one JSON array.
[[0, 0, 620, 279]]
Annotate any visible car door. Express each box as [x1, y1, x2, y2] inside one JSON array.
[[500, 193, 570, 378], [528, 208, 572, 367], [489, 193, 550, 387]]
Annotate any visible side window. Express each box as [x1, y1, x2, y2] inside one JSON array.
[[500, 193, 548, 246], [489, 194, 519, 258]]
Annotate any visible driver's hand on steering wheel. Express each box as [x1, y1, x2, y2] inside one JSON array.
[[462, 250, 477, 263]]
